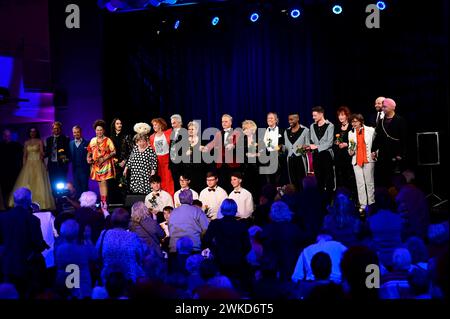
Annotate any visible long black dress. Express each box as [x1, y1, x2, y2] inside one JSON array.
[[182, 140, 206, 194], [242, 134, 261, 201], [110, 131, 132, 202], [333, 124, 356, 198]]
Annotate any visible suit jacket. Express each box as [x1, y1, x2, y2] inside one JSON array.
[[168, 127, 184, 169], [0, 206, 48, 276], [371, 114, 407, 161], [69, 138, 90, 172], [45, 134, 70, 167], [206, 129, 241, 168], [348, 125, 376, 165]]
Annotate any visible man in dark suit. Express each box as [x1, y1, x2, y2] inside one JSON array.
[[371, 98, 408, 187], [69, 125, 90, 199], [45, 121, 70, 195], [0, 187, 48, 298], [367, 96, 386, 128], [262, 112, 286, 186], [203, 114, 241, 193], [168, 114, 184, 192]]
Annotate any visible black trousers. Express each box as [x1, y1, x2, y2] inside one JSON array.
[[287, 155, 306, 191], [312, 151, 335, 193]]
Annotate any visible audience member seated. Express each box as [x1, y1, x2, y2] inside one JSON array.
[[380, 248, 412, 299], [129, 201, 165, 259], [427, 222, 449, 259], [261, 201, 305, 282], [252, 184, 277, 227], [406, 236, 428, 271], [340, 245, 380, 300], [169, 236, 194, 275], [292, 232, 347, 283], [96, 208, 145, 284], [367, 188, 403, 268], [408, 267, 431, 299], [323, 192, 362, 247], [105, 271, 131, 299], [54, 219, 96, 299], [246, 225, 264, 271], [203, 199, 252, 292], [185, 254, 206, 297]]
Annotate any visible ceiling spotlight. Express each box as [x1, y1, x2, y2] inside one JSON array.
[[332, 5, 343, 15], [250, 12, 259, 22], [376, 1, 386, 10], [290, 8, 301, 18], [211, 16, 220, 26]]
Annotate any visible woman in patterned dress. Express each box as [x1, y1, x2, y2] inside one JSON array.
[[87, 120, 116, 209], [123, 133, 157, 195], [149, 118, 174, 197]]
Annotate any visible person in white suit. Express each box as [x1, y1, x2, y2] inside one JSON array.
[[348, 114, 376, 211]]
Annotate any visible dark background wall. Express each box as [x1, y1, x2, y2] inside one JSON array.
[[100, 0, 449, 199]]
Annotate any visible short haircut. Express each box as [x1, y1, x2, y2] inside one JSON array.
[[79, 191, 97, 208], [60, 219, 80, 242], [219, 199, 238, 217], [133, 133, 148, 143], [242, 120, 257, 131], [336, 106, 351, 118], [349, 113, 365, 125], [288, 113, 299, 118], [187, 121, 199, 130], [206, 171, 218, 179], [170, 114, 182, 124], [179, 189, 193, 205], [222, 114, 233, 121], [93, 119, 106, 130], [230, 171, 243, 180], [163, 206, 173, 212], [392, 248, 412, 271], [192, 199, 203, 208], [72, 125, 81, 131], [312, 106, 325, 114], [180, 173, 191, 181], [267, 112, 279, 121], [13, 187, 32, 208], [311, 252, 332, 280], [151, 118, 168, 131], [111, 208, 130, 229], [269, 201, 292, 222], [53, 121, 63, 128], [150, 175, 162, 184]]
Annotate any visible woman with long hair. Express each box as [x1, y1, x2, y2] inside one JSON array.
[[87, 120, 116, 209]]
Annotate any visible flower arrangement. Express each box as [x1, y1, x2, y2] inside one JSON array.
[[147, 194, 159, 208], [335, 134, 343, 144], [117, 174, 128, 188], [349, 139, 356, 152], [296, 145, 308, 156]]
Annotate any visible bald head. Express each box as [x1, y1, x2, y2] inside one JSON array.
[[375, 96, 385, 112]]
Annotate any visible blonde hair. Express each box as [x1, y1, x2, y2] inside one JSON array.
[[242, 120, 257, 132], [187, 121, 199, 130], [131, 201, 150, 223], [222, 114, 233, 121]]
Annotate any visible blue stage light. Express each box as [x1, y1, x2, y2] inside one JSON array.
[[290, 9, 301, 19], [211, 16, 220, 26], [174, 20, 180, 29], [332, 5, 343, 15], [56, 182, 65, 190], [250, 12, 259, 23], [376, 1, 386, 10]]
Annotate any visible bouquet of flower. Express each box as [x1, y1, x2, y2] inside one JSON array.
[[266, 138, 273, 149], [147, 194, 158, 208], [58, 149, 69, 164], [349, 138, 356, 152], [335, 134, 343, 144], [296, 145, 308, 156]]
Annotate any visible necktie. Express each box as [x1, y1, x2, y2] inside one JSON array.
[[51, 136, 58, 162], [376, 112, 381, 125]]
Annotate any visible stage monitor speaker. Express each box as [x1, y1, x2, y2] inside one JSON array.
[[124, 194, 146, 207], [417, 132, 440, 166]]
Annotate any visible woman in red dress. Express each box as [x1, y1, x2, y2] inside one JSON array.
[[149, 118, 174, 197], [87, 119, 116, 208]]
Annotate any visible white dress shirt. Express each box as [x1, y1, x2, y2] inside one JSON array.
[[144, 189, 174, 212], [174, 188, 199, 207], [227, 187, 254, 219], [223, 128, 232, 146], [199, 186, 228, 219], [263, 126, 280, 152]]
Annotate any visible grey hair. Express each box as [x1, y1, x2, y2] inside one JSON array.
[[60, 219, 80, 242], [13, 187, 32, 208], [131, 201, 149, 223], [269, 201, 293, 222], [222, 114, 233, 122], [170, 114, 183, 125], [79, 191, 97, 208]]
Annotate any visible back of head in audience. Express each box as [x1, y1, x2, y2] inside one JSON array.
[[269, 201, 292, 222], [111, 208, 130, 229], [220, 199, 238, 217], [60, 219, 80, 242], [105, 272, 129, 299], [186, 254, 204, 274], [131, 201, 149, 223], [79, 191, 97, 209], [311, 252, 332, 280], [392, 248, 412, 272], [428, 222, 449, 246], [13, 187, 32, 209], [192, 199, 203, 209], [406, 237, 428, 265], [179, 189, 193, 205]]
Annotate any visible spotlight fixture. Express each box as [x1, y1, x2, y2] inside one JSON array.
[[290, 8, 301, 19], [250, 12, 260, 23], [332, 5, 343, 15], [376, 1, 386, 10], [211, 16, 220, 26], [174, 19, 180, 29]]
